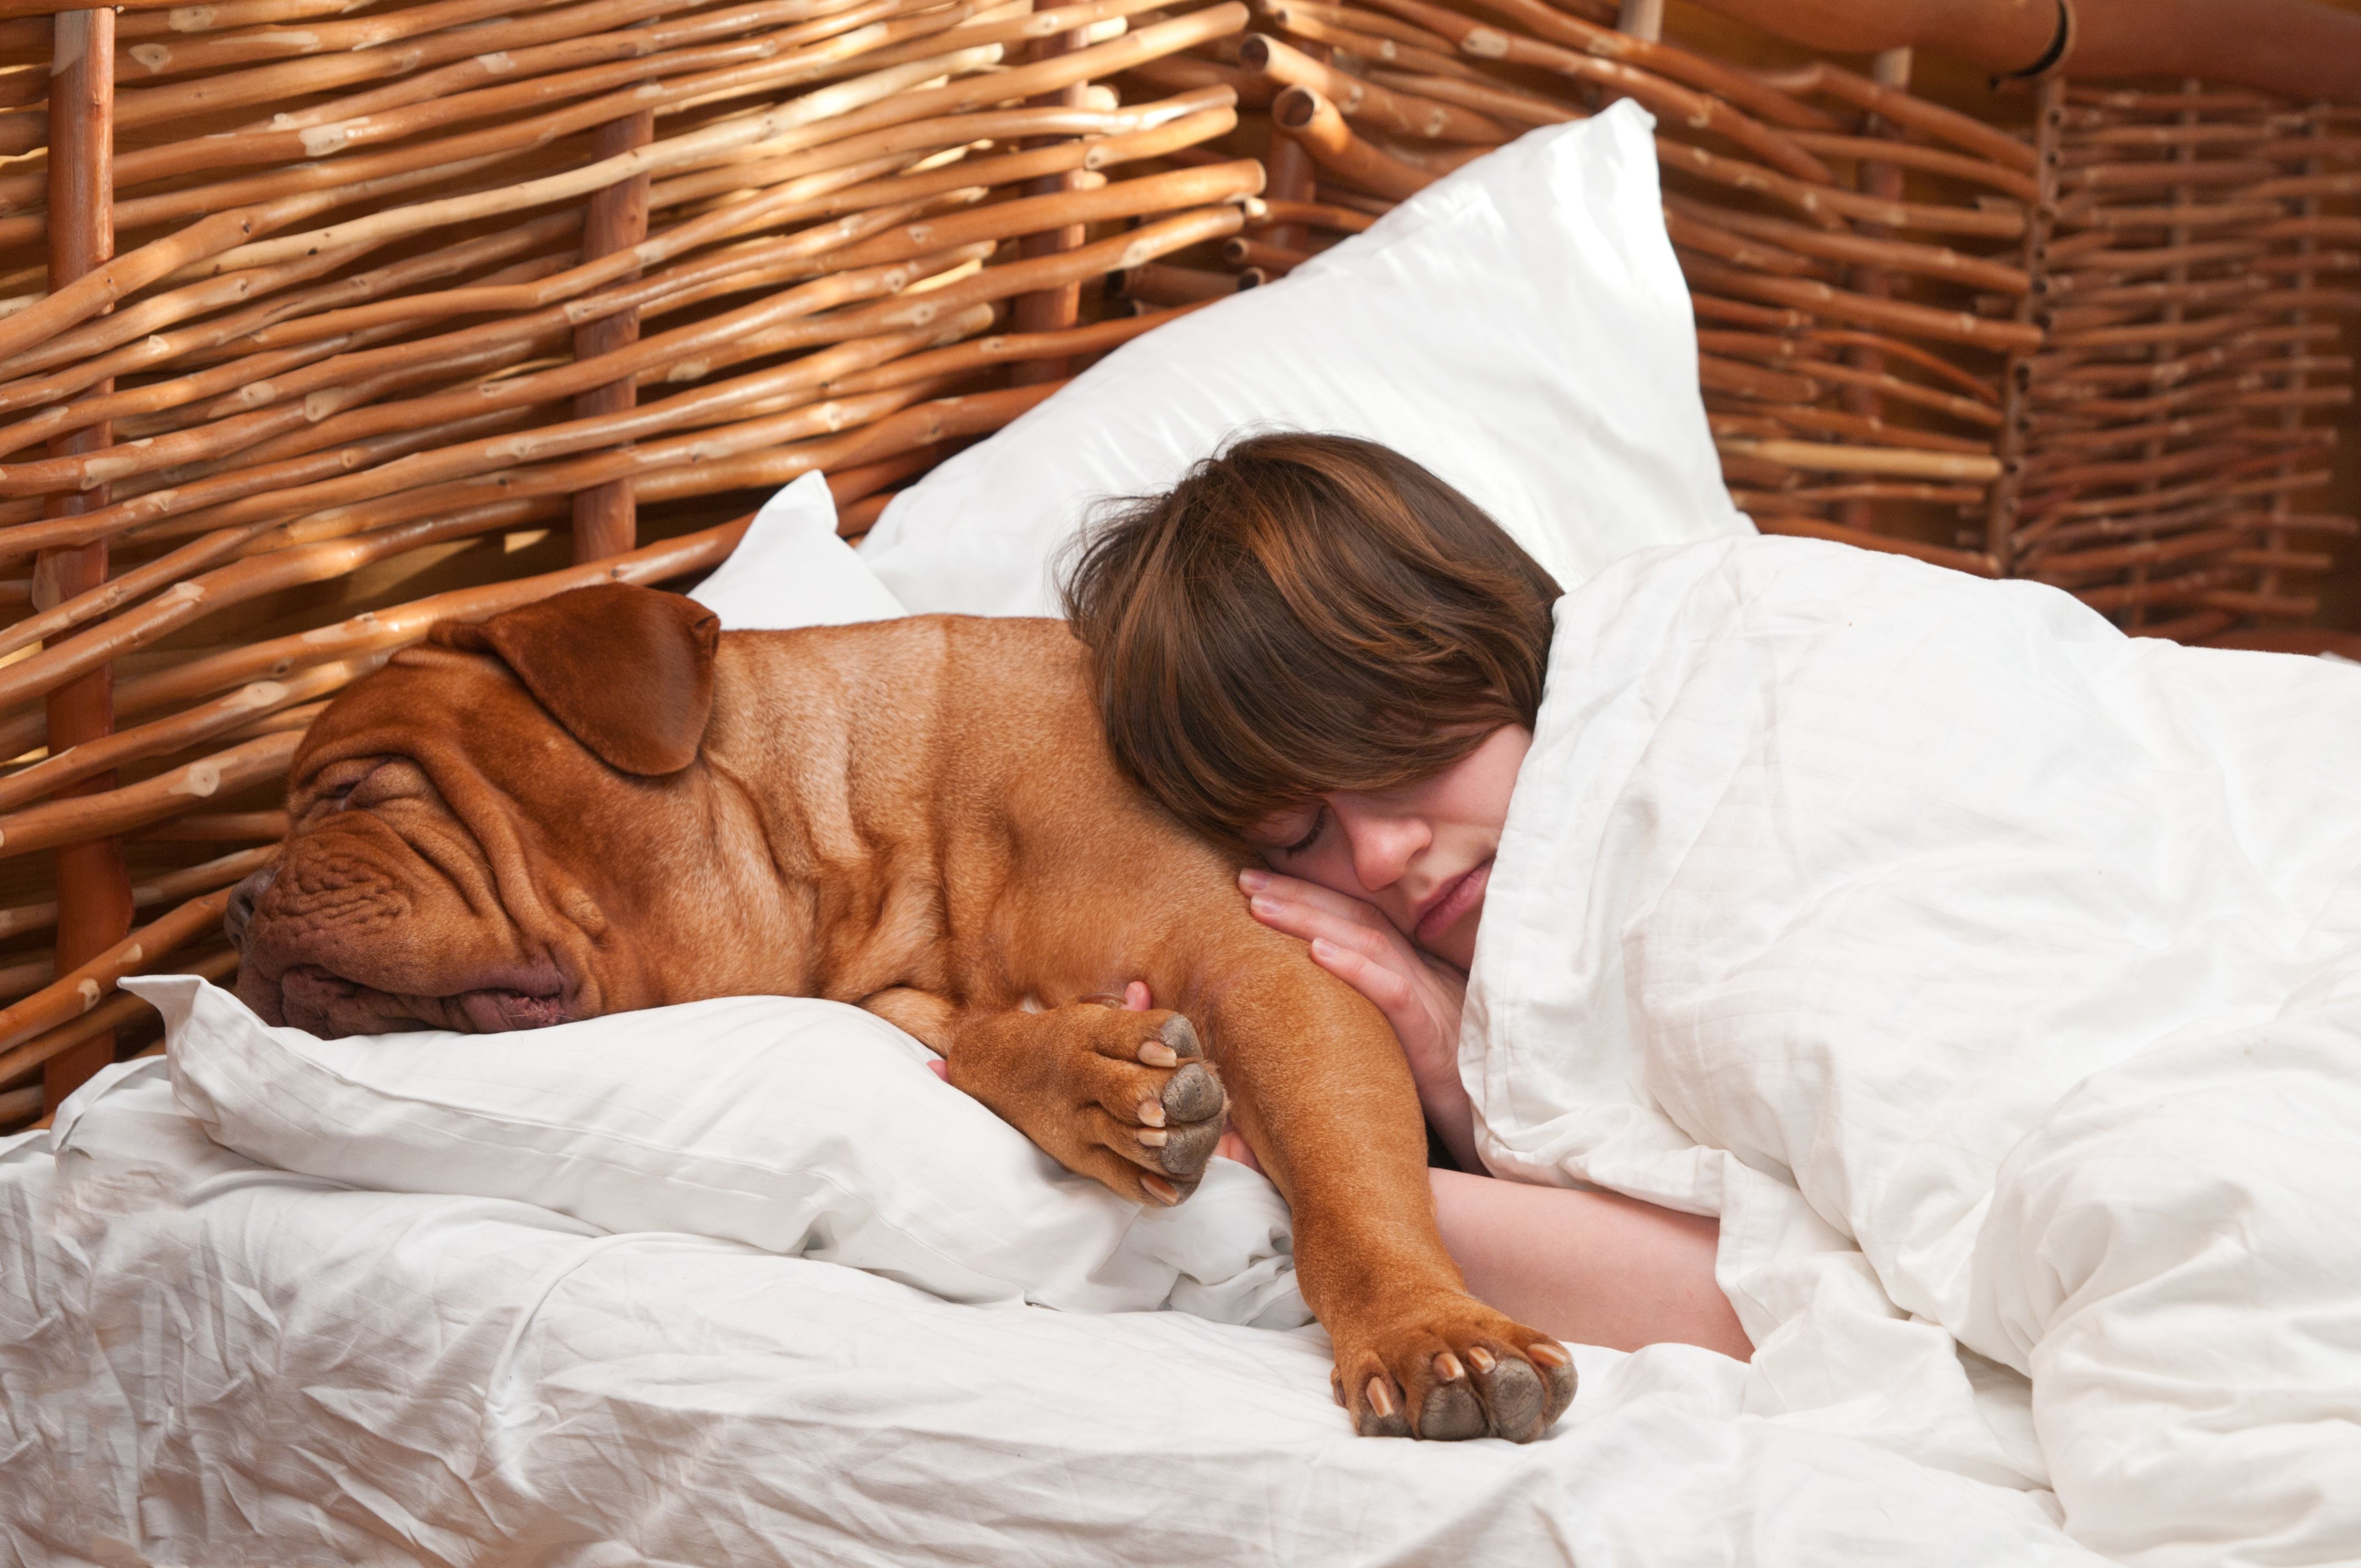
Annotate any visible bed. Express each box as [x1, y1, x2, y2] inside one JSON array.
[[6, 92, 2360, 1568]]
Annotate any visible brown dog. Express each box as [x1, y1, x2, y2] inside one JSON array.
[[230, 582, 1575, 1441]]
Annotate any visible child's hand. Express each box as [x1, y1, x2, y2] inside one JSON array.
[[1238, 867, 1478, 1169]]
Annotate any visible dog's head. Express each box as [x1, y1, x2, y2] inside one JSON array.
[[231, 583, 728, 1036]]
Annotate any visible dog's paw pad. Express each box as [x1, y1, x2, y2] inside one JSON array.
[[1419, 1357, 1487, 1441], [1469, 1350, 1546, 1440], [1333, 1306, 1578, 1444], [1161, 1060, 1222, 1124], [1146, 1115, 1221, 1177]]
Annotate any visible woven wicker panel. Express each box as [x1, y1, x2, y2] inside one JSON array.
[[0, 0, 1258, 1119], [1145, 0, 2360, 604], [2, 0, 2356, 1130], [1124, 0, 2044, 576], [2007, 83, 2361, 643]]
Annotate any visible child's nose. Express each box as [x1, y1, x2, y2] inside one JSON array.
[[1343, 810, 1427, 892]]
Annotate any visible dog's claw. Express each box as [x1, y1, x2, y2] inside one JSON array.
[[1527, 1341, 1578, 1426], [1358, 1377, 1411, 1438]]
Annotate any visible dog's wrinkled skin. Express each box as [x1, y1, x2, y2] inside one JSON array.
[[231, 584, 1575, 1442]]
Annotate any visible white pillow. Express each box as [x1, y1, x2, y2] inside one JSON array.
[[134, 976, 1307, 1327], [690, 469, 907, 630], [858, 100, 1750, 616]]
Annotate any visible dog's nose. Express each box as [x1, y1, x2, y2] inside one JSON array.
[[224, 865, 276, 953]]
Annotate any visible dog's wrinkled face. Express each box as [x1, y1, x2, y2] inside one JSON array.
[[232, 585, 725, 1037]]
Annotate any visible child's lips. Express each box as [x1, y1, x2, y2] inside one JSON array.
[[1413, 858, 1492, 948]]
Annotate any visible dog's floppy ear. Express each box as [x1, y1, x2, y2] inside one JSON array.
[[432, 584, 721, 776]]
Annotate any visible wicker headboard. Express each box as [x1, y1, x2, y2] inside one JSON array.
[[1, 0, 2355, 1127]]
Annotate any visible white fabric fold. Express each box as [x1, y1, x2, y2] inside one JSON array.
[[1464, 535, 2361, 1566]]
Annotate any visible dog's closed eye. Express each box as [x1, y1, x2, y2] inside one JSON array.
[[346, 759, 434, 810], [303, 756, 438, 818]]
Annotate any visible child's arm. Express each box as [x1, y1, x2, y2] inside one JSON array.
[[1427, 1169, 1751, 1360], [1233, 872, 1753, 1361]]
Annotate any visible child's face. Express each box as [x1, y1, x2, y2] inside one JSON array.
[[1246, 725, 1531, 971]]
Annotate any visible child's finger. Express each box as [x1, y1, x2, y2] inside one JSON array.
[[1310, 935, 1419, 1018], [1123, 981, 1153, 1010], [1238, 868, 1392, 929], [1248, 892, 1385, 954]]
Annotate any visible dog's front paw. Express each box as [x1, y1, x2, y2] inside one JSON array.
[[949, 1004, 1227, 1207], [1075, 1010, 1226, 1205], [1329, 1292, 1576, 1442]]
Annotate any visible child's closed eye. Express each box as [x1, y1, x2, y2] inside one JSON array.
[[1279, 804, 1328, 858]]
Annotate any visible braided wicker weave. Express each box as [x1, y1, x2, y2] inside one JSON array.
[[1, 0, 2354, 1127]]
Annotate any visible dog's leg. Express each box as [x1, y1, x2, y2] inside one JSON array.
[[863, 988, 1230, 1204], [1193, 957, 1579, 1444]]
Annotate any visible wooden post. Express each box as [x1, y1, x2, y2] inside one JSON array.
[[1985, 73, 2061, 565], [570, 109, 653, 562], [2123, 80, 2203, 633], [1009, 28, 1096, 386], [1616, 0, 1664, 41], [38, 5, 132, 1117], [2259, 107, 2326, 617], [1838, 46, 1910, 536], [1262, 34, 1323, 254]]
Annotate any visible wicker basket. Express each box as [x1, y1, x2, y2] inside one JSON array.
[[0, 0, 2354, 1129]]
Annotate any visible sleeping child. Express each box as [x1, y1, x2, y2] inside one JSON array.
[[1052, 431, 2361, 1568]]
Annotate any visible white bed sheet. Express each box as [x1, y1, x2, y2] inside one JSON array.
[[2, 1060, 2109, 1567], [1465, 536, 2361, 1568]]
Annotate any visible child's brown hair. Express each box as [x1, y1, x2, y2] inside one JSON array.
[[1059, 432, 1561, 845]]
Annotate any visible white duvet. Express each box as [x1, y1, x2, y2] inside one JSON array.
[[1465, 536, 2361, 1567], [5, 534, 2357, 1566]]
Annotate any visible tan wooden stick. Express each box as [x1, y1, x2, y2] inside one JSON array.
[[0, 888, 232, 1061], [0, 731, 302, 860], [1357, 0, 1836, 185], [0, 489, 621, 715], [0, 946, 243, 1101], [1663, 194, 2032, 295], [1271, 85, 1435, 201], [1657, 134, 2025, 239], [1, 227, 972, 516], [1750, 59, 2036, 173], [0, 402, 553, 564], [817, 300, 1210, 393], [0, 213, 579, 396], [0, 658, 380, 814], [1399, 0, 1840, 132], [1677, 251, 2042, 352], [1254, 1, 1482, 82], [1362, 68, 1580, 127], [160, 4, 1240, 288], [0, 845, 279, 944], [1248, 196, 1376, 233], [1238, 32, 1509, 143]]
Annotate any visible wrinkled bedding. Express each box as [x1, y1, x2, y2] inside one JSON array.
[[2, 1063, 2101, 1567], [1464, 535, 2361, 1568], [8, 533, 2357, 1565]]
